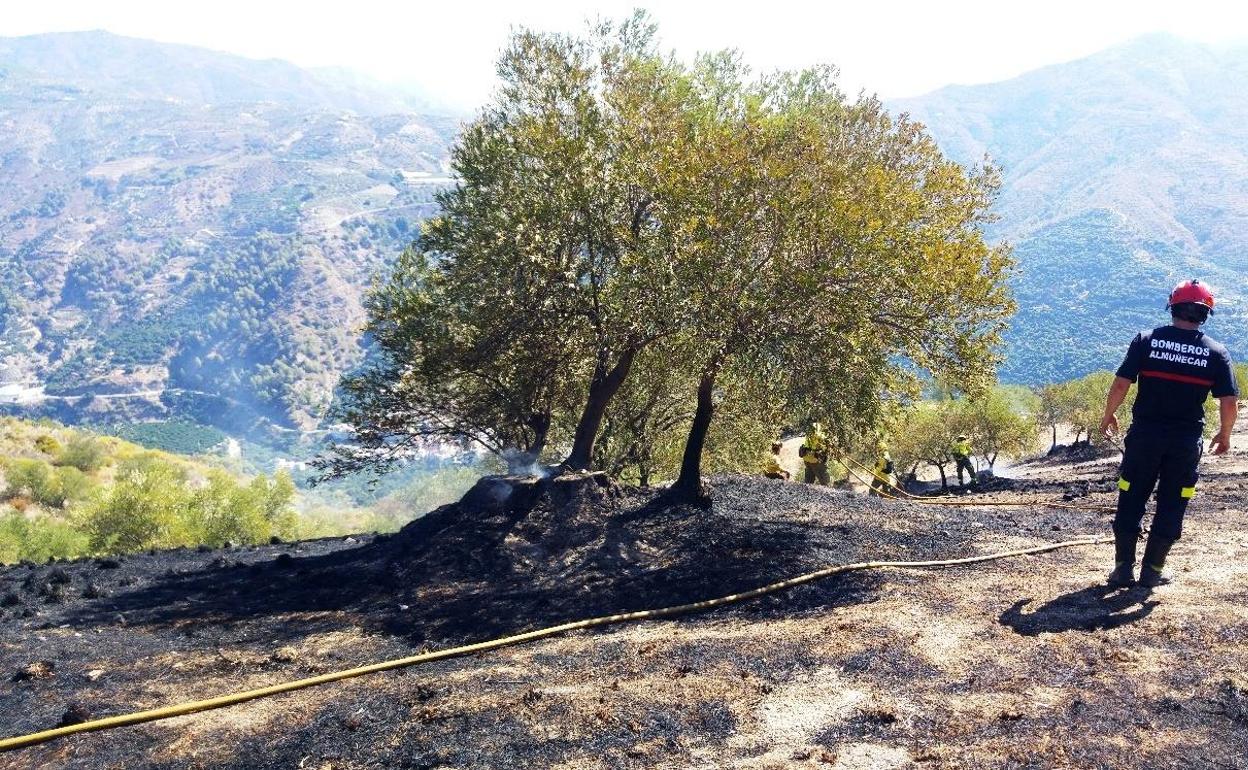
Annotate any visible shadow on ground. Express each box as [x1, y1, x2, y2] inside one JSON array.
[[61, 475, 908, 648], [998, 584, 1159, 635]]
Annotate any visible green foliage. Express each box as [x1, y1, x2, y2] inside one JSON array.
[[957, 388, 1041, 468], [331, 15, 1015, 493], [112, 421, 227, 456], [1, 419, 310, 559], [54, 435, 107, 472], [4, 459, 55, 504], [890, 386, 1041, 485], [34, 435, 61, 455], [1, 459, 91, 509], [1037, 370, 1129, 446], [0, 511, 90, 564], [52, 466, 92, 505], [81, 461, 191, 552], [81, 459, 297, 554], [184, 470, 298, 548], [330, 17, 678, 476], [890, 401, 960, 485]]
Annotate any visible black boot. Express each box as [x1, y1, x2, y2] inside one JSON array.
[[1139, 535, 1175, 587], [1107, 530, 1138, 586]]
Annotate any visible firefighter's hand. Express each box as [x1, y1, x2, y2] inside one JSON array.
[[1210, 431, 1232, 455], [1099, 414, 1119, 441]]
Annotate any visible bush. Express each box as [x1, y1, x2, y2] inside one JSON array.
[[3, 459, 54, 502], [53, 466, 93, 506], [82, 458, 297, 553], [34, 435, 62, 455], [0, 512, 91, 564], [56, 436, 107, 473], [3, 459, 98, 509], [185, 470, 297, 547], [81, 462, 191, 553]]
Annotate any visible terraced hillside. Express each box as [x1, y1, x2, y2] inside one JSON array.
[[0, 31, 458, 431], [895, 34, 1248, 384]]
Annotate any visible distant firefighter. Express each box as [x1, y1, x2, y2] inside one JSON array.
[[762, 441, 790, 481], [799, 422, 831, 485], [870, 439, 894, 496], [1101, 279, 1238, 588], [951, 433, 975, 487]]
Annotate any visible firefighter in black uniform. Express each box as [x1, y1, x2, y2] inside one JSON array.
[[1099, 280, 1238, 587]]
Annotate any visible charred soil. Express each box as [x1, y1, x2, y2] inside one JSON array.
[[2, 453, 1248, 769]]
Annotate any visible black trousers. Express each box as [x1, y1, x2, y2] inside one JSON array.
[[804, 462, 829, 485], [1114, 423, 1202, 542], [954, 455, 975, 484]]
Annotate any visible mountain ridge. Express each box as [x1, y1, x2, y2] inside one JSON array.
[[894, 33, 1248, 382], [4, 30, 1247, 432], [0, 29, 455, 116]]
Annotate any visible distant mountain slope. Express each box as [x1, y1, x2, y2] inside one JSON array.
[[894, 34, 1248, 383], [0, 32, 459, 431], [0, 30, 444, 115]]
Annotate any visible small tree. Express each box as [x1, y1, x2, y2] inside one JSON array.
[[1036, 383, 1064, 451], [891, 401, 960, 490], [960, 387, 1040, 470], [82, 462, 191, 553], [1060, 371, 1126, 444], [325, 15, 683, 477], [664, 63, 1014, 499], [55, 435, 107, 473]]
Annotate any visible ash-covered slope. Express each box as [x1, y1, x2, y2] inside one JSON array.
[[2, 466, 1247, 768]]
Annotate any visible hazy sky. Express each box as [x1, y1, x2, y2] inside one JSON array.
[[4, 0, 1248, 110]]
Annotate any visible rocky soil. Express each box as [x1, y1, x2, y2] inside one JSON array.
[[2, 443, 1247, 769]]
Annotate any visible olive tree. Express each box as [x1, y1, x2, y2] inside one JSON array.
[[661, 62, 1015, 500], [325, 15, 683, 475]]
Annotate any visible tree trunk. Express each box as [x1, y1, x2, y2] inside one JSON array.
[[1050, 424, 1057, 451], [506, 413, 552, 474], [564, 347, 638, 471], [667, 369, 717, 502], [936, 463, 947, 491], [988, 452, 997, 470]]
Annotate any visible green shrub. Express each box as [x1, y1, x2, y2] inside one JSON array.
[[0, 512, 91, 564], [53, 466, 93, 506], [56, 435, 107, 473], [185, 470, 298, 547], [117, 451, 189, 481], [34, 435, 62, 455], [4, 459, 55, 504], [2, 459, 96, 509], [81, 462, 190, 553], [83, 457, 297, 552]]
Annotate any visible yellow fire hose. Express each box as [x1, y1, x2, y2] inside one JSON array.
[[0, 534, 1112, 753], [837, 453, 1118, 513]]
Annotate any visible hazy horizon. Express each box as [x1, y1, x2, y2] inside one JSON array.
[[3, 1, 1248, 111]]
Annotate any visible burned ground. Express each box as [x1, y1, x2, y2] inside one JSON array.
[[1, 449, 1247, 769]]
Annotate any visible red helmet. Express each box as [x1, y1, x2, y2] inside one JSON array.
[[1167, 279, 1215, 313]]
